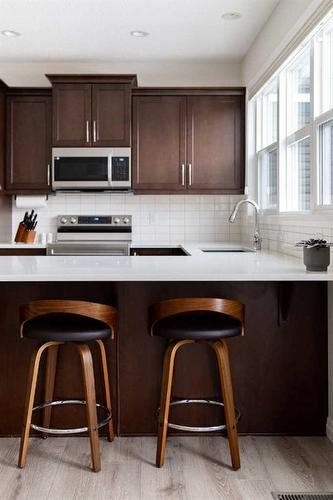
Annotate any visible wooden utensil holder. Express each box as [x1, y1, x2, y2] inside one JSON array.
[[14, 223, 36, 243]]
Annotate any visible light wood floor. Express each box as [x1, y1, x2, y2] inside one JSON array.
[[0, 436, 333, 499]]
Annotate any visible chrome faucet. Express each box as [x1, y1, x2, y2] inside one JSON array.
[[228, 199, 262, 251]]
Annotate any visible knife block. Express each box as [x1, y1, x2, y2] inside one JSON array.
[[14, 222, 27, 243], [14, 223, 36, 243], [21, 230, 36, 243]]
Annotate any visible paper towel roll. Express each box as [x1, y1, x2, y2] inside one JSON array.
[[15, 195, 48, 209]]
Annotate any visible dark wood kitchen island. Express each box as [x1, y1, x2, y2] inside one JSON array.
[[0, 275, 328, 437]]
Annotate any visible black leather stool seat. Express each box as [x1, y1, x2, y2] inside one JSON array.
[[153, 311, 242, 340], [23, 312, 111, 342]]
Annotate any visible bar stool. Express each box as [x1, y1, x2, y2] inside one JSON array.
[[18, 300, 117, 472], [149, 297, 244, 470]]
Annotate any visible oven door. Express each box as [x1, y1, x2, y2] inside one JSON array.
[[52, 148, 111, 190]]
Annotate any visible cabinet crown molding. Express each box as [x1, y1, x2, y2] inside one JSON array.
[[132, 87, 246, 96], [46, 74, 138, 86], [0, 80, 8, 92]]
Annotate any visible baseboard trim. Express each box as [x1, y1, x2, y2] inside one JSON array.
[[327, 416, 333, 442]]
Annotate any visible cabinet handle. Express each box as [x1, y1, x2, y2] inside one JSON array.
[[86, 120, 90, 143], [47, 164, 50, 186], [181, 164, 185, 186], [188, 163, 192, 187], [93, 120, 97, 143]]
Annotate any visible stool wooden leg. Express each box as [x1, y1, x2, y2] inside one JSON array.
[[18, 341, 59, 468], [96, 339, 114, 442], [76, 343, 101, 472], [213, 340, 240, 470], [42, 344, 59, 439], [156, 339, 192, 468]]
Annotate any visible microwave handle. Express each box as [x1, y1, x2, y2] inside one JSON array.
[[108, 155, 112, 185]]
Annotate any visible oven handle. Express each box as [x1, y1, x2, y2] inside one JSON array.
[[49, 248, 129, 256]]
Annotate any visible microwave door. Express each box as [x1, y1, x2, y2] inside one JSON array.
[[53, 156, 110, 189]]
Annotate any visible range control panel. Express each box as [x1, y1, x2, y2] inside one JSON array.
[[57, 215, 132, 226]]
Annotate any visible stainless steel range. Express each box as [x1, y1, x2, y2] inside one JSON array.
[[47, 215, 132, 256]]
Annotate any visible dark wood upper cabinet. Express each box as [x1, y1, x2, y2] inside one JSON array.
[[187, 95, 244, 192], [48, 75, 137, 147], [6, 94, 52, 192], [53, 83, 91, 147], [0, 80, 7, 195], [92, 84, 131, 147], [133, 96, 186, 191], [132, 88, 245, 194]]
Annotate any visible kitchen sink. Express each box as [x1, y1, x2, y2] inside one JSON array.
[[201, 248, 254, 253]]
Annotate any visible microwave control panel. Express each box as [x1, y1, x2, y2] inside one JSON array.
[[112, 156, 130, 181]]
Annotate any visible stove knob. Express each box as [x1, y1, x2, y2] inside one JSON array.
[[113, 217, 121, 224], [60, 217, 68, 224], [123, 217, 130, 224], [70, 217, 77, 224]]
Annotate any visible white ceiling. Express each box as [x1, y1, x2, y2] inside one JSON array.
[[0, 0, 280, 63]]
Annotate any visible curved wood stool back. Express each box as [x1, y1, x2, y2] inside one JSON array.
[[149, 297, 244, 470], [18, 300, 118, 473]]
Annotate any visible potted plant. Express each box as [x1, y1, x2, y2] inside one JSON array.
[[296, 238, 332, 272]]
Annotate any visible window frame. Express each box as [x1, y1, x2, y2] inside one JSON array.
[[255, 77, 279, 214], [251, 13, 333, 215]]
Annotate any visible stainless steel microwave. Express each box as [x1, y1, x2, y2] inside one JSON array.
[[52, 148, 131, 191]]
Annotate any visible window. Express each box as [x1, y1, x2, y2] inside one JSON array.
[[256, 78, 278, 210], [286, 48, 311, 134], [252, 11, 333, 213], [319, 118, 333, 205], [259, 148, 278, 210], [316, 18, 333, 207], [256, 79, 278, 150], [286, 137, 311, 211], [315, 18, 333, 115]]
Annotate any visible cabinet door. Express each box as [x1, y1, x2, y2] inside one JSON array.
[[53, 84, 91, 146], [187, 95, 245, 193], [133, 96, 186, 192], [0, 87, 5, 194], [6, 95, 52, 192], [92, 84, 131, 147]]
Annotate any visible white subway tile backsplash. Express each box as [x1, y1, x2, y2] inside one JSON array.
[[240, 213, 333, 259], [11, 193, 239, 244]]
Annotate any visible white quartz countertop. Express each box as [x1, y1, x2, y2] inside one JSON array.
[[0, 242, 46, 248], [0, 241, 330, 281]]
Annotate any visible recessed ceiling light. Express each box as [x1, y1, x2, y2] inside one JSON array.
[[221, 12, 242, 21], [1, 29, 21, 37], [130, 30, 149, 37]]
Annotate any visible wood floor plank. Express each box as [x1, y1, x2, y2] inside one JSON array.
[[0, 437, 67, 500], [235, 479, 276, 500], [294, 436, 333, 469], [254, 436, 333, 494], [0, 436, 332, 500], [140, 438, 187, 500]]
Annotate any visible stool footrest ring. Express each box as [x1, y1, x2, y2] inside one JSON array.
[[157, 399, 241, 433], [30, 399, 112, 435]]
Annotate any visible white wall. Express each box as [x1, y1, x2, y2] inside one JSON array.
[[242, 0, 325, 87], [0, 60, 242, 87]]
